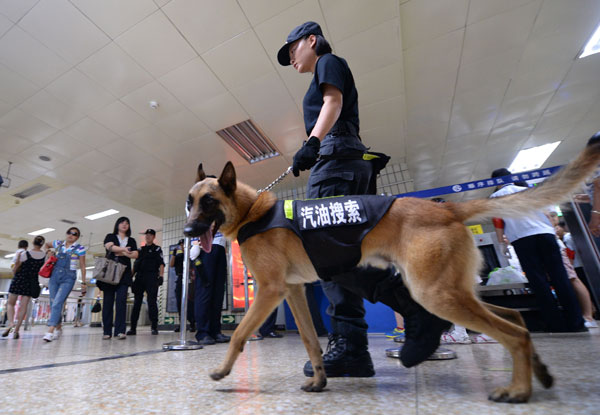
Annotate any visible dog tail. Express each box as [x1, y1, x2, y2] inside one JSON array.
[[450, 138, 600, 223]]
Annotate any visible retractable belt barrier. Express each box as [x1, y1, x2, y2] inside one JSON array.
[[395, 165, 563, 199]]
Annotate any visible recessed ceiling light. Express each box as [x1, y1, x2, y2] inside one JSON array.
[[28, 227, 55, 236], [579, 22, 600, 59], [4, 253, 15, 258], [85, 209, 119, 220], [39, 155, 51, 162], [508, 141, 561, 173]]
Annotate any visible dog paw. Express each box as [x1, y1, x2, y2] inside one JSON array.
[[209, 369, 230, 381], [300, 377, 327, 392], [488, 386, 530, 403]]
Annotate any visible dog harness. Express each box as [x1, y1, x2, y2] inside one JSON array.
[[237, 195, 395, 280]]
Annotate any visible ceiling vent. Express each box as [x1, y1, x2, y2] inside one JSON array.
[[12, 183, 50, 199], [216, 119, 280, 164], [60, 219, 77, 225]]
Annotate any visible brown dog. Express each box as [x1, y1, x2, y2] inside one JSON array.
[[183, 140, 600, 403]]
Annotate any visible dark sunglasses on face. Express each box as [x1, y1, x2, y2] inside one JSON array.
[[67, 231, 79, 237]]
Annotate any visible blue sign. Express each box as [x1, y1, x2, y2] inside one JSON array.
[[396, 165, 563, 199]]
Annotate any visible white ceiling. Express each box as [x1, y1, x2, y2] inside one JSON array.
[[1, 0, 600, 257]]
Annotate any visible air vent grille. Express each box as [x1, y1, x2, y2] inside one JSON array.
[[216, 120, 280, 164], [12, 183, 50, 199], [60, 219, 77, 225]]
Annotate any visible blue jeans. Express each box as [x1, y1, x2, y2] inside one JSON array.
[[48, 255, 76, 327]]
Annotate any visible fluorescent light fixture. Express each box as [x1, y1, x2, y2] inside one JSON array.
[[4, 253, 15, 258], [28, 227, 55, 236], [580, 23, 600, 59], [85, 209, 119, 221], [508, 141, 561, 173]]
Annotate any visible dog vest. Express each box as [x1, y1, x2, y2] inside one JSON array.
[[237, 195, 396, 280]]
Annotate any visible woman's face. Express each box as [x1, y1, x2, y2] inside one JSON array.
[[118, 221, 130, 233], [289, 36, 317, 73], [66, 229, 79, 243]]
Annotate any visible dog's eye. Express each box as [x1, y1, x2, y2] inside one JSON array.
[[200, 194, 218, 210], [186, 195, 193, 215]]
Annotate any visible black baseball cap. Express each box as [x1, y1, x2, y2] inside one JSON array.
[[277, 21, 323, 66], [178, 239, 184, 245], [143, 229, 156, 235]]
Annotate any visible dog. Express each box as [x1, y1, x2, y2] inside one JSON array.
[[183, 138, 600, 403]]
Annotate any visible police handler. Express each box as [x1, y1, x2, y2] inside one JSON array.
[[277, 21, 450, 376], [128, 229, 164, 335]]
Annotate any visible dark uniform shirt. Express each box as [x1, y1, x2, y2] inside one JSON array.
[[174, 250, 184, 277], [303, 53, 359, 137], [237, 195, 395, 280], [135, 244, 164, 277]]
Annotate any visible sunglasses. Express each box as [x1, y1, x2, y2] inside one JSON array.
[[67, 231, 79, 237]]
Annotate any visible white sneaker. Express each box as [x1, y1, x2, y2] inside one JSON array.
[[52, 329, 62, 340], [441, 331, 471, 344], [584, 320, 599, 329], [43, 332, 53, 342], [471, 333, 498, 343], [116, 333, 126, 340]]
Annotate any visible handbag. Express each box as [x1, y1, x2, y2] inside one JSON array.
[[30, 279, 41, 299], [93, 254, 126, 285], [91, 299, 102, 313], [38, 253, 58, 278]]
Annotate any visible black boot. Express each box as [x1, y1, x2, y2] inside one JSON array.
[[303, 333, 375, 377], [331, 266, 451, 368]]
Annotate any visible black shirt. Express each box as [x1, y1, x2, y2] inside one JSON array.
[[135, 244, 164, 276], [303, 53, 359, 137], [174, 251, 184, 276]]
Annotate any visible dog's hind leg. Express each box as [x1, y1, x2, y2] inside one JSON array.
[[285, 283, 327, 392], [413, 285, 534, 403], [484, 303, 553, 389], [209, 280, 286, 382]]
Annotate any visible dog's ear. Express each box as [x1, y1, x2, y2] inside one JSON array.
[[218, 162, 237, 196], [195, 163, 206, 183]]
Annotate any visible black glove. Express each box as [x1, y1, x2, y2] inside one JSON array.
[[292, 136, 320, 177]]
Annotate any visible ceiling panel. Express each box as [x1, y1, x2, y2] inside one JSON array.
[[18, 89, 85, 129], [77, 43, 154, 97], [158, 57, 227, 108], [400, 0, 468, 50], [202, 29, 274, 90], [71, 0, 158, 39], [18, 0, 110, 65], [0, 108, 57, 143], [121, 80, 186, 122], [320, 0, 398, 43], [163, 0, 249, 54], [0, 63, 38, 106], [89, 100, 151, 137], [0, 25, 70, 87], [45, 69, 116, 114], [0, 0, 38, 23], [115, 10, 196, 78]]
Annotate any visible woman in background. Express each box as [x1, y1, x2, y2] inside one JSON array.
[[43, 228, 87, 342], [100, 217, 138, 340], [2, 236, 46, 339]]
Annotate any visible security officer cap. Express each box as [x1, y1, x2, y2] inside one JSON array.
[[277, 21, 323, 66], [178, 239, 184, 245], [143, 228, 156, 235]]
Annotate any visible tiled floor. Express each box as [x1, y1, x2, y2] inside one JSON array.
[[1, 326, 599, 414]]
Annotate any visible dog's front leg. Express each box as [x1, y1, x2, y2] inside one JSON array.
[[285, 283, 327, 392], [209, 282, 285, 382]]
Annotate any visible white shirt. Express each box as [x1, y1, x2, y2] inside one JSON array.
[[563, 233, 582, 268], [11, 248, 25, 265], [490, 184, 555, 243], [18, 249, 46, 262]]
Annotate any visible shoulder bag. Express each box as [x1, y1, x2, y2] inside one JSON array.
[[93, 247, 126, 285], [39, 250, 58, 278]]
